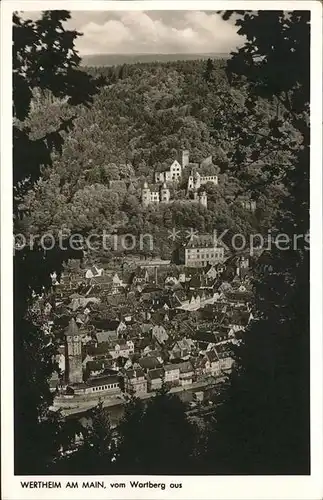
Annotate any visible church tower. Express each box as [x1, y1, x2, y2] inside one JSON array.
[[160, 182, 170, 203], [65, 318, 82, 385], [142, 181, 151, 207]]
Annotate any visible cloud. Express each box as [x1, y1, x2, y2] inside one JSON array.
[[19, 10, 243, 55], [72, 10, 243, 55]]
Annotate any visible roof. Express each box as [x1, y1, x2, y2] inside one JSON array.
[[96, 330, 118, 343], [125, 368, 145, 379], [147, 368, 164, 380], [87, 375, 119, 387], [92, 319, 120, 331], [138, 356, 162, 370], [86, 360, 109, 372], [164, 363, 180, 372], [186, 234, 216, 249], [65, 318, 79, 337], [205, 350, 218, 363], [216, 342, 234, 355], [85, 342, 112, 357]]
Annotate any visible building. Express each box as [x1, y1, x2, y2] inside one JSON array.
[[154, 150, 189, 183], [72, 375, 121, 395], [141, 182, 207, 208], [142, 150, 214, 207], [85, 265, 104, 279], [187, 171, 218, 192], [185, 234, 225, 267], [65, 318, 83, 385], [164, 364, 180, 385], [124, 368, 147, 395], [141, 182, 170, 207], [146, 368, 164, 391]]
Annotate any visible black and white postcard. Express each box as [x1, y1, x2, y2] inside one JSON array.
[[1, 1, 322, 499]]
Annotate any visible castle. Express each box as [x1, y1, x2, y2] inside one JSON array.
[[187, 170, 218, 192], [142, 181, 208, 208], [142, 150, 217, 208]]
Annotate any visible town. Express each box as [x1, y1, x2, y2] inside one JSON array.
[[40, 150, 263, 425], [46, 233, 259, 423]]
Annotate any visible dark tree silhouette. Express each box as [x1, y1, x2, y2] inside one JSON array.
[[13, 10, 104, 473], [115, 389, 198, 474], [205, 10, 310, 474]]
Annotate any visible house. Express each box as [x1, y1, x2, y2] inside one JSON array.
[[112, 273, 124, 287], [96, 330, 118, 344], [85, 265, 104, 279], [178, 361, 194, 386], [228, 310, 253, 332], [204, 264, 218, 280], [124, 368, 147, 395], [109, 339, 134, 359], [146, 368, 164, 392], [92, 319, 127, 337], [68, 296, 100, 312], [152, 324, 168, 344], [164, 364, 180, 385], [133, 268, 149, 285], [169, 338, 195, 360], [138, 356, 162, 372], [154, 150, 189, 183], [85, 359, 114, 378], [215, 343, 235, 373], [185, 234, 225, 268], [164, 274, 179, 286], [204, 350, 221, 376]]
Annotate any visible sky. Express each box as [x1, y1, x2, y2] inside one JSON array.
[[23, 10, 243, 55]]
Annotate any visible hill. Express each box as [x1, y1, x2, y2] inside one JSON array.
[[81, 52, 230, 67]]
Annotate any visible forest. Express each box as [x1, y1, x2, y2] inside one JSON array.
[[19, 54, 292, 262], [13, 10, 310, 475]]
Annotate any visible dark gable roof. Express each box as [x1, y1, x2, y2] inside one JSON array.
[[87, 375, 120, 387], [138, 356, 162, 370], [92, 319, 120, 331], [85, 342, 111, 357], [125, 368, 145, 379], [186, 234, 216, 249], [147, 368, 164, 380]]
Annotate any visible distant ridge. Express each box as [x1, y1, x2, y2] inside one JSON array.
[[81, 52, 230, 67]]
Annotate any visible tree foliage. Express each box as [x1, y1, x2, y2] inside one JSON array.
[[13, 10, 104, 473], [206, 10, 310, 474]]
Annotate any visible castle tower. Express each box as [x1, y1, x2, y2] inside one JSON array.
[[194, 171, 201, 190], [65, 318, 82, 385], [187, 170, 195, 191], [142, 181, 151, 207], [199, 191, 207, 208], [181, 150, 190, 169], [160, 182, 170, 203]]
